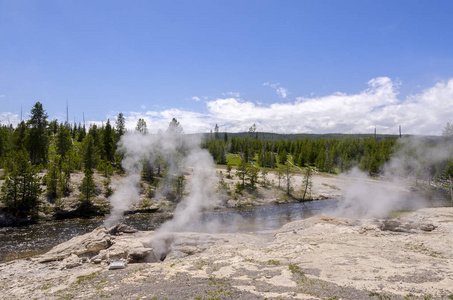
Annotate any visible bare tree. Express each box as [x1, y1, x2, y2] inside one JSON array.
[[284, 163, 294, 195], [301, 167, 313, 201], [276, 168, 284, 189]]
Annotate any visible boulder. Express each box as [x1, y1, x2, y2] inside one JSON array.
[[107, 223, 138, 235], [90, 238, 156, 263], [419, 223, 436, 231], [38, 227, 112, 263]]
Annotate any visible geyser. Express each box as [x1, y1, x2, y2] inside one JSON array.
[[333, 136, 453, 219], [104, 120, 220, 258]]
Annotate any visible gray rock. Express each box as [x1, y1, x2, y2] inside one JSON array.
[[61, 254, 82, 269], [38, 227, 112, 263], [107, 223, 138, 235], [90, 238, 156, 263], [419, 223, 436, 231]]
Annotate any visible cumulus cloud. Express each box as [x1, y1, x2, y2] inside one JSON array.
[[0, 112, 20, 126], [191, 96, 201, 102], [59, 77, 453, 136], [263, 82, 288, 98], [121, 109, 212, 134], [200, 77, 452, 135]]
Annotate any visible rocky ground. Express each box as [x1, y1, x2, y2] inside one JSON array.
[[1, 207, 452, 300]]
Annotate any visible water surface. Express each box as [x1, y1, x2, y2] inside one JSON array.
[[1, 196, 451, 263], [0, 200, 338, 263]]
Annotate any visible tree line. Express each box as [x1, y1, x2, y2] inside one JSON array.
[[203, 123, 397, 175], [0, 102, 190, 220], [203, 123, 453, 193], [0, 102, 127, 219], [1, 103, 453, 220]]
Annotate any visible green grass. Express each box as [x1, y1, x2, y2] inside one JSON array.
[[76, 272, 98, 285], [226, 154, 241, 166], [369, 291, 391, 299], [289, 263, 304, 276], [267, 259, 280, 266]]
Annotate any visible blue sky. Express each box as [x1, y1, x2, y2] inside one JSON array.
[[1, 1, 453, 135]]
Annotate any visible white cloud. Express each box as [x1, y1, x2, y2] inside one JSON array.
[[204, 77, 453, 135], [263, 82, 288, 98], [5, 77, 451, 136], [106, 77, 453, 135], [122, 109, 212, 134], [191, 96, 201, 102], [0, 112, 20, 126], [276, 87, 287, 98], [223, 92, 241, 98]]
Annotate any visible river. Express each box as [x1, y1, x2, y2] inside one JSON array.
[[0, 200, 339, 263]]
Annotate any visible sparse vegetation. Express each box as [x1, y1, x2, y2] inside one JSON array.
[[289, 263, 304, 276], [76, 272, 98, 285], [267, 259, 280, 266], [368, 291, 391, 299]]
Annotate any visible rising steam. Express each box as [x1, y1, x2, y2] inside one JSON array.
[[333, 136, 451, 219], [104, 127, 219, 229]]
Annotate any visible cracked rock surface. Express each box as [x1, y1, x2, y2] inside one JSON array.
[[1, 207, 453, 299]]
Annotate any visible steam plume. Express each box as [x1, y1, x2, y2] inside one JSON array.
[[104, 128, 218, 228], [333, 136, 451, 219]]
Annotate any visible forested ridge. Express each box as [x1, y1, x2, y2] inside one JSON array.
[[1, 102, 452, 221]]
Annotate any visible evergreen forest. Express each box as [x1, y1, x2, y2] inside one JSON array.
[[1, 102, 452, 220]]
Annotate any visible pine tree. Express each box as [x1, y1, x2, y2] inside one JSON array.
[[26, 102, 49, 165], [116, 112, 126, 138], [77, 124, 86, 142], [102, 119, 115, 162], [46, 160, 59, 199], [442, 122, 453, 142], [0, 125, 9, 167], [56, 123, 72, 158], [79, 135, 97, 205], [166, 118, 184, 135], [1, 149, 42, 217], [136, 118, 148, 134], [214, 124, 219, 140], [246, 165, 259, 190], [278, 149, 287, 165]]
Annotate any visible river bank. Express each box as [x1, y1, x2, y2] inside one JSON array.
[[1, 164, 442, 228], [0, 200, 339, 264], [0, 168, 343, 227], [1, 206, 452, 299]]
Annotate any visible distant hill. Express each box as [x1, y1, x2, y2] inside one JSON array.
[[192, 131, 442, 142], [198, 132, 395, 141], [190, 131, 441, 143]]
